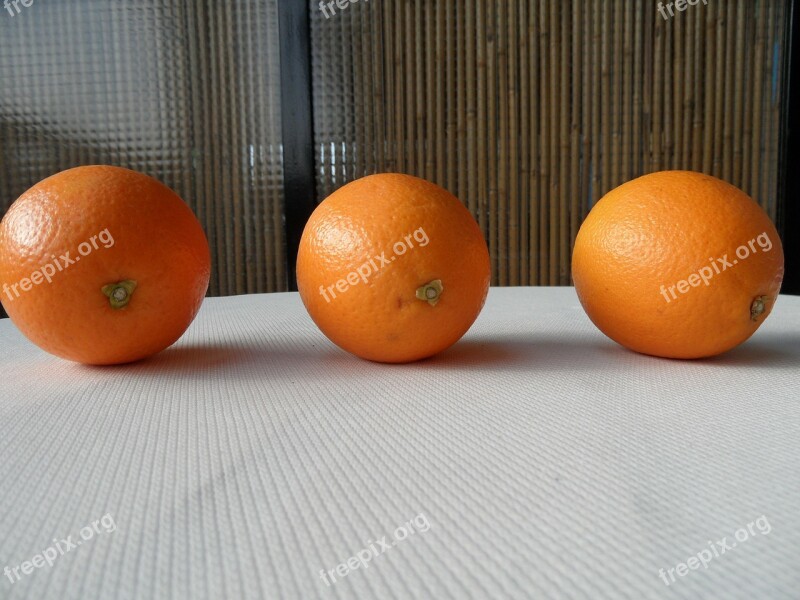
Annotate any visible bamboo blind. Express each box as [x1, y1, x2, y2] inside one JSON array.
[[0, 0, 286, 300], [311, 0, 789, 286]]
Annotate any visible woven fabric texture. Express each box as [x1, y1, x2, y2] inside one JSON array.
[[0, 287, 798, 599]]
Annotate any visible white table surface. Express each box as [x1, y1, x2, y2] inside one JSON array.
[[0, 287, 798, 600]]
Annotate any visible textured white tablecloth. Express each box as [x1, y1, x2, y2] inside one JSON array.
[[0, 287, 798, 600]]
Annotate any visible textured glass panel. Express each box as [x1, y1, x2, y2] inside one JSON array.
[[0, 0, 286, 321]]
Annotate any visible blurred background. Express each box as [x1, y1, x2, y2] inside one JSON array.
[[1, 0, 797, 320]]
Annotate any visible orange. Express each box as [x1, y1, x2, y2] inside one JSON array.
[[0, 166, 211, 365], [296, 173, 490, 363], [572, 170, 784, 359]]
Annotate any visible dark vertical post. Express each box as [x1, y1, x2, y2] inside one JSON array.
[[779, 0, 800, 295], [278, 0, 317, 291]]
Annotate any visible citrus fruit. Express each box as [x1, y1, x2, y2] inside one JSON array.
[[296, 173, 490, 363], [572, 170, 784, 359], [0, 166, 211, 365]]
